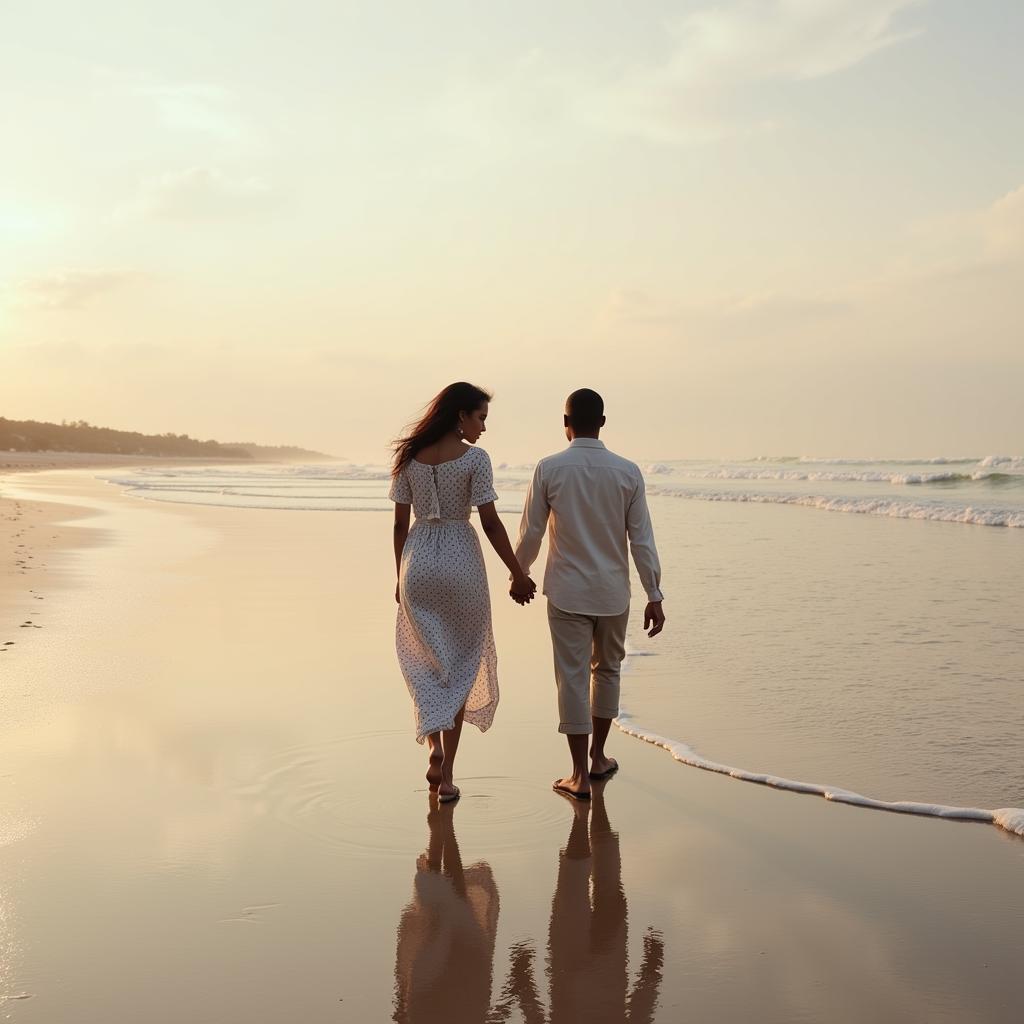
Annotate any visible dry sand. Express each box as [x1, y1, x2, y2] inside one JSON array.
[[0, 469, 1021, 1022]]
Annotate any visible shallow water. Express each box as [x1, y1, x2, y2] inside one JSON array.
[[102, 459, 1024, 822], [623, 496, 1024, 817]]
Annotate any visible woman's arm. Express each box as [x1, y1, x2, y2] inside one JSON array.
[[393, 503, 411, 602], [478, 502, 536, 604]]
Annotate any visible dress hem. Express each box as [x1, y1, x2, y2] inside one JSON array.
[[415, 706, 497, 744]]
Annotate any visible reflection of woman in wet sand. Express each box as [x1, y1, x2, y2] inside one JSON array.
[[490, 784, 664, 1023], [393, 801, 500, 1023]]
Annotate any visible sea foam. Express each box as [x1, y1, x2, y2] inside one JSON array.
[[613, 707, 1024, 839]]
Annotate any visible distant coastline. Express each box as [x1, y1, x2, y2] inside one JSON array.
[[0, 416, 335, 463]]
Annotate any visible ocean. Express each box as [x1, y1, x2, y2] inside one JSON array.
[[103, 454, 1024, 837]]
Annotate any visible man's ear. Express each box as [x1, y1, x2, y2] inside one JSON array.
[[600, 415, 607, 427], [563, 415, 570, 427]]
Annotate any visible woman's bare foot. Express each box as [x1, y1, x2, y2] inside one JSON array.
[[437, 778, 460, 803], [426, 751, 444, 792]]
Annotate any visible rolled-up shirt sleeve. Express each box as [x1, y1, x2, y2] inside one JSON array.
[[513, 462, 549, 576], [626, 473, 664, 601]]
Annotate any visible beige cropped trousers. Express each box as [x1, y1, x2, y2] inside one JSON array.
[[547, 601, 630, 734]]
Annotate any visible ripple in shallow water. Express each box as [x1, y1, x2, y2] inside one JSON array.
[[231, 734, 567, 858]]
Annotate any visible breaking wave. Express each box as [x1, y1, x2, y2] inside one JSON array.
[[650, 488, 1024, 527]]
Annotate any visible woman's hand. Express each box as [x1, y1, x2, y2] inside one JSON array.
[[509, 573, 536, 606]]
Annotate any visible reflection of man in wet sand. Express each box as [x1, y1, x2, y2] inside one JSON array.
[[489, 784, 665, 1023], [392, 802, 500, 1023]]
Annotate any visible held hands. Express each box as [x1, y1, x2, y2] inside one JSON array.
[[509, 573, 537, 606], [644, 600, 666, 637]]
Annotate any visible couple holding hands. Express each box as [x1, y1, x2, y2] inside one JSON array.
[[390, 383, 665, 803]]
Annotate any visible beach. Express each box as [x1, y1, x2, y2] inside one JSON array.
[[1, 466, 1022, 1022]]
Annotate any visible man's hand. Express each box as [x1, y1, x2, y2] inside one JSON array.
[[510, 575, 537, 606], [643, 601, 665, 637]]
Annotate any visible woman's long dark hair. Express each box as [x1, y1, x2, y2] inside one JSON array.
[[392, 382, 492, 478]]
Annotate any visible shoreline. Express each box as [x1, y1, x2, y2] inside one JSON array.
[[0, 451, 255, 475], [615, 708, 1024, 838], [0, 453, 233, 651], [0, 489, 99, 657]]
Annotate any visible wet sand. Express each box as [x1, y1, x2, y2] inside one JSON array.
[[0, 493, 96, 670], [0, 471, 1021, 1022], [0, 452, 249, 474]]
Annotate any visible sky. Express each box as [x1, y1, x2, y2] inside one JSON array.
[[1, 0, 1022, 463]]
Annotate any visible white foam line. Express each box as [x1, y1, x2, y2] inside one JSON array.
[[613, 709, 1024, 839]]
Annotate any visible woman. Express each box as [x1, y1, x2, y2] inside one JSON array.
[[390, 382, 535, 802]]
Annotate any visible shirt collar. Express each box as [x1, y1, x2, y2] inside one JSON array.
[[569, 438, 606, 449]]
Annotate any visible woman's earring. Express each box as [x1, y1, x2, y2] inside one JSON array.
[[457, 423, 464, 437]]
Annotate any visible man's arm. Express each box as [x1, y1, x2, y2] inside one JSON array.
[[626, 472, 665, 636], [513, 462, 549, 577]]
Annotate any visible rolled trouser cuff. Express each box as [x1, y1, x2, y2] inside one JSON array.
[[558, 722, 593, 735]]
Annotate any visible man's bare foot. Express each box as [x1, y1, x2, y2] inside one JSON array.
[[426, 752, 444, 792], [552, 774, 591, 800], [589, 753, 618, 779]]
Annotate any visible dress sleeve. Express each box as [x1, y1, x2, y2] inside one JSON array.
[[388, 467, 413, 504], [470, 449, 499, 506]]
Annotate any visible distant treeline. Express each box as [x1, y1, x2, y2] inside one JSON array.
[[0, 417, 332, 462], [226, 442, 337, 462]]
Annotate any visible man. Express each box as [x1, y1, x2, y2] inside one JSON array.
[[513, 388, 665, 800]]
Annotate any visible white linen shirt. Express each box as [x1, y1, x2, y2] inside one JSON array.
[[514, 438, 664, 616]]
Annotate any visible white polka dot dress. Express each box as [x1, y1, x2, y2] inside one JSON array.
[[389, 445, 500, 743]]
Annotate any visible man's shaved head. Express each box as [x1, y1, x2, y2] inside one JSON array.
[[564, 388, 605, 433]]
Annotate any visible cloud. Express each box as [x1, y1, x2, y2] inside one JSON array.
[[579, 0, 927, 143], [95, 68, 250, 141], [983, 183, 1024, 260], [885, 181, 1024, 284], [594, 180, 1024, 371], [667, 0, 925, 85], [132, 167, 276, 221], [5, 269, 140, 311], [141, 82, 247, 140], [597, 286, 848, 332], [435, 0, 927, 147]]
